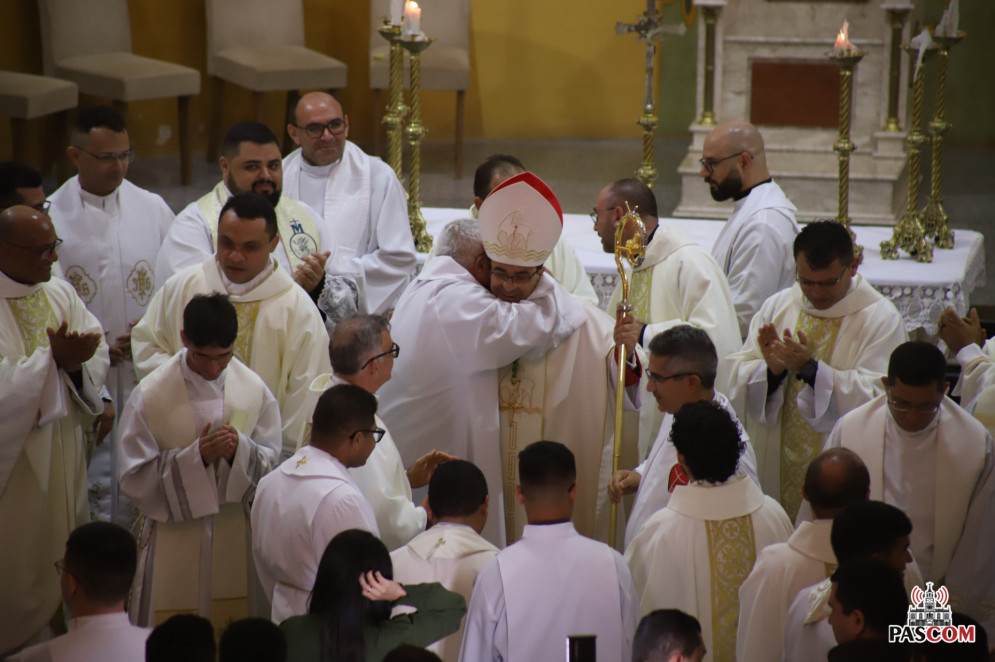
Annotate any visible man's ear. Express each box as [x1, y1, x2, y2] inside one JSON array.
[[219, 155, 231, 178], [881, 376, 889, 390], [287, 124, 302, 148], [515, 485, 525, 505], [67, 145, 81, 169]]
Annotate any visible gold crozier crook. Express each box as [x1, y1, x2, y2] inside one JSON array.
[[609, 202, 647, 548]]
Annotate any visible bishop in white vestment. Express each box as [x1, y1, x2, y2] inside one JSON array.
[[133, 194, 330, 458], [378, 218, 584, 547], [724, 221, 906, 519], [283, 92, 416, 314], [0, 206, 109, 655], [700, 121, 799, 339], [594, 178, 740, 459], [118, 346, 280, 627]]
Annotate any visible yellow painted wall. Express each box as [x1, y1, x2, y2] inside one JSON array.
[[0, 0, 679, 162]]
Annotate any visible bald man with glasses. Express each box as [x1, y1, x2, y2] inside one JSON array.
[[701, 121, 799, 340]]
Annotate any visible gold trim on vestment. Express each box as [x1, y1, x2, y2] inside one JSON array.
[[499, 359, 544, 544], [706, 515, 757, 662], [779, 313, 843, 519], [8, 289, 57, 354], [64, 266, 97, 305], [232, 301, 262, 364], [629, 266, 653, 321]]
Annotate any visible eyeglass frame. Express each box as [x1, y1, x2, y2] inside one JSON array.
[[4, 237, 63, 259], [72, 145, 135, 164], [795, 265, 849, 289], [360, 342, 400, 370], [646, 370, 697, 385], [590, 206, 614, 226], [351, 427, 386, 443], [293, 119, 348, 140], [490, 266, 543, 285], [886, 399, 941, 416], [32, 200, 52, 214], [698, 151, 749, 175]]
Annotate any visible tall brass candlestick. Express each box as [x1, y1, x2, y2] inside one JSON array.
[[400, 36, 434, 253], [883, 6, 911, 132], [829, 49, 865, 261], [378, 21, 408, 180], [881, 45, 933, 262], [698, 3, 722, 126], [919, 32, 962, 250]]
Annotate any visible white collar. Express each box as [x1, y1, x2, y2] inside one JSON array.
[[78, 182, 121, 214], [218, 256, 275, 295]]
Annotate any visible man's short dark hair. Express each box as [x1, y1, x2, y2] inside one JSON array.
[[831, 558, 908, 636], [219, 192, 278, 239], [647, 325, 718, 389], [473, 154, 526, 200], [607, 178, 658, 219], [220, 618, 286, 662], [311, 384, 378, 444], [887, 341, 947, 389], [632, 609, 703, 662], [0, 161, 43, 209], [517, 440, 576, 498], [222, 121, 279, 159], [793, 220, 855, 269], [831, 500, 913, 564], [804, 448, 869, 515], [382, 644, 443, 662], [428, 459, 488, 519], [146, 614, 216, 662], [63, 521, 136, 605], [74, 105, 127, 135], [669, 400, 744, 483], [183, 293, 238, 349], [330, 314, 390, 375]]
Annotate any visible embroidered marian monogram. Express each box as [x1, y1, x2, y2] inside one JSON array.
[[7, 289, 58, 355], [706, 515, 757, 662], [288, 220, 318, 260], [65, 266, 98, 305], [127, 260, 155, 306], [779, 312, 843, 519], [232, 301, 262, 364]]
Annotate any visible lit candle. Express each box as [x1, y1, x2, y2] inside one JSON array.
[[403, 0, 422, 37], [390, 0, 404, 26], [833, 20, 855, 56]]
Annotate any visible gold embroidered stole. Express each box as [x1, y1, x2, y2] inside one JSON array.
[[231, 301, 262, 364], [498, 358, 545, 544], [706, 515, 757, 662], [629, 266, 654, 321], [7, 289, 58, 355], [779, 312, 843, 519]]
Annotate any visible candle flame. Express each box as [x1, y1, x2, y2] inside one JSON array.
[[410, 0, 419, 8], [834, 20, 854, 54]]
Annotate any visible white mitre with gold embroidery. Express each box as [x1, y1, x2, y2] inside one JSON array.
[[478, 172, 563, 267]]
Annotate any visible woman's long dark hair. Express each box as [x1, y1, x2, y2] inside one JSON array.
[[308, 529, 394, 662]]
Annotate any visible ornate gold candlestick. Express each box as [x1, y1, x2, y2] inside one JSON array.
[[697, 2, 723, 126], [919, 32, 963, 250], [829, 49, 865, 261], [881, 45, 933, 262], [378, 20, 408, 180], [882, 6, 911, 132], [400, 35, 434, 253]]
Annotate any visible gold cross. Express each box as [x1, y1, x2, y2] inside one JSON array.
[[296, 455, 308, 468]]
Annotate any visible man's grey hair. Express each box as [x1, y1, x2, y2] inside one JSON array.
[[329, 314, 390, 375], [435, 218, 482, 268]]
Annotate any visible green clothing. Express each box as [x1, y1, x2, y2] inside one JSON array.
[[281, 582, 466, 662]]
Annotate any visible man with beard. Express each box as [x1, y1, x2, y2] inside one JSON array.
[[702, 121, 798, 340], [155, 122, 356, 310]]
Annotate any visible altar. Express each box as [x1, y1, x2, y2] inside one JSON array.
[[420, 208, 985, 335]]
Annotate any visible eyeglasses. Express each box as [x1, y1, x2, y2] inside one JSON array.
[[5, 237, 63, 258], [73, 145, 135, 163], [796, 266, 849, 289], [887, 400, 940, 416], [490, 267, 542, 285], [360, 342, 400, 370], [295, 119, 347, 140], [33, 200, 52, 214], [646, 371, 697, 385], [590, 207, 608, 225], [699, 151, 748, 175], [352, 427, 386, 443]]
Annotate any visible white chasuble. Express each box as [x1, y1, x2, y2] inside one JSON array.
[[625, 476, 793, 662], [0, 273, 108, 654], [608, 226, 740, 460], [49, 175, 174, 523], [131, 256, 330, 458], [724, 276, 907, 513], [118, 351, 280, 627], [498, 299, 620, 544], [378, 257, 585, 547], [283, 142, 417, 314]]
